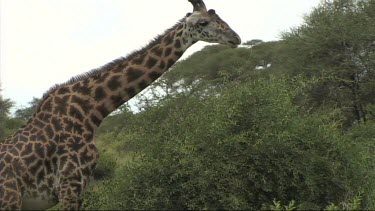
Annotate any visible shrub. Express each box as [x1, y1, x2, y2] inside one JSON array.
[[89, 76, 374, 210]]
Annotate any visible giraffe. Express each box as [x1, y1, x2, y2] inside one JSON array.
[[0, 0, 241, 210]]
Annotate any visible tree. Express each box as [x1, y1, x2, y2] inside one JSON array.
[[282, 0, 375, 126], [0, 86, 14, 141], [14, 97, 40, 121], [243, 39, 264, 47]]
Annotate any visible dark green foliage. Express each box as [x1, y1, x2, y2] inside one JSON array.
[[84, 76, 375, 210], [0, 98, 12, 141], [0, 95, 37, 141], [281, 0, 375, 126], [14, 97, 40, 121], [0, 91, 23, 141], [92, 150, 117, 180]]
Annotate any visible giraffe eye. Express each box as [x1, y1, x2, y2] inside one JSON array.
[[199, 20, 209, 26]]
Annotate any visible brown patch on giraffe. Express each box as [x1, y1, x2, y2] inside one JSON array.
[[167, 59, 175, 69], [159, 60, 166, 69], [3, 154, 13, 163], [67, 139, 85, 152], [30, 128, 38, 135], [71, 96, 93, 114], [138, 80, 149, 90], [176, 30, 183, 37], [96, 104, 110, 118], [41, 97, 53, 112], [175, 50, 183, 57], [126, 67, 144, 82], [94, 87, 107, 102], [43, 125, 54, 139], [55, 132, 70, 142], [68, 105, 85, 122], [35, 143, 45, 158], [80, 147, 95, 163], [110, 95, 124, 108], [146, 56, 158, 69], [117, 61, 129, 70], [132, 53, 147, 65], [125, 87, 136, 98], [149, 71, 162, 81], [45, 141, 57, 158], [94, 72, 110, 84], [19, 134, 29, 142], [174, 39, 181, 48], [57, 87, 71, 95], [36, 131, 47, 142], [72, 82, 91, 96], [65, 120, 84, 134], [90, 114, 101, 127], [33, 119, 46, 129], [53, 96, 70, 115], [164, 47, 172, 57], [177, 24, 184, 30], [51, 117, 63, 131], [151, 46, 163, 57], [163, 33, 174, 45], [58, 155, 68, 172], [107, 75, 122, 91], [29, 160, 43, 175], [83, 119, 94, 131], [37, 113, 52, 122]]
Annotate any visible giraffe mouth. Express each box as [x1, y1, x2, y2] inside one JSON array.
[[228, 41, 239, 48]]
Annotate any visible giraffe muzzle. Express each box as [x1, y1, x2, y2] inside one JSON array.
[[227, 31, 241, 48]]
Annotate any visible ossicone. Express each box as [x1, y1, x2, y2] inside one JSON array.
[[188, 0, 207, 12]]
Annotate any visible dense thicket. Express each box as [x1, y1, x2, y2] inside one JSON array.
[[1, 0, 374, 210], [281, 0, 375, 126], [84, 76, 375, 210]]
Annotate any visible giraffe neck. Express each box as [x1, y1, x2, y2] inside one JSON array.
[[36, 18, 195, 135]]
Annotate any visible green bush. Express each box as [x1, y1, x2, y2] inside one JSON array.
[[87, 76, 374, 210], [92, 149, 117, 180]]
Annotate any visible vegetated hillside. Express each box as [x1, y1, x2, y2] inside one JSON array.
[[82, 1, 375, 210], [0, 0, 373, 210]]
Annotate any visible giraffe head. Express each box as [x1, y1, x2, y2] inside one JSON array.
[[185, 0, 241, 48]]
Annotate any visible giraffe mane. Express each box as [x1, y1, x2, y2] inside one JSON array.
[[37, 17, 186, 110]]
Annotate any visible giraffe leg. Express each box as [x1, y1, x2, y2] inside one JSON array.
[[58, 178, 85, 211]]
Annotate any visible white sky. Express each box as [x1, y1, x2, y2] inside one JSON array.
[[0, 0, 321, 109]]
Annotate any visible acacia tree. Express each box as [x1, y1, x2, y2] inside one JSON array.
[[14, 97, 40, 121], [0, 86, 14, 141], [282, 0, 375, 126]]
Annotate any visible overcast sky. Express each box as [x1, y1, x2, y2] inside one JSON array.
[[0, 0, 321, 109]]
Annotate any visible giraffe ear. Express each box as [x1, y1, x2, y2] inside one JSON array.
[[208, 9, 216, 15]]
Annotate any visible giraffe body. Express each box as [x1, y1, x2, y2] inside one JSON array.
[[0, 1, 241, 209]]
